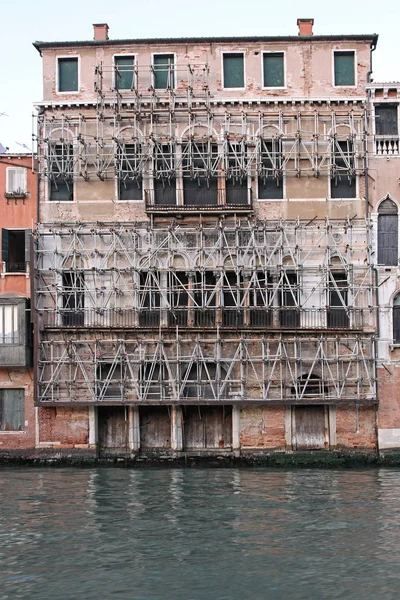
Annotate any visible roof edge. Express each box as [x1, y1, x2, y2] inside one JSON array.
[[33, 33, 379, 53]]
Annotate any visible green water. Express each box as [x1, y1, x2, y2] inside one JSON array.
[[1, 468, 400, 599]]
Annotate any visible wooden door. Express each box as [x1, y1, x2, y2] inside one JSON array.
[[294, 406, 327, 450], [98, 406, 128, 450]]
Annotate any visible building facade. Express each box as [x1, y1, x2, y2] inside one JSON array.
[[31, 19, 380, 456], [0, 153, 36, 449]]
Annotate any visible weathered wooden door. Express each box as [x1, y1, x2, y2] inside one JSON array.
[[140, 407, 171, 448], [378, 214, 398, 266], [98, 406, 128, 451], [294, 406, 327, 450], [183, 406, 232, 449]]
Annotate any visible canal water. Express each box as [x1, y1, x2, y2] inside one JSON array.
[[1, 468, 400, 600]]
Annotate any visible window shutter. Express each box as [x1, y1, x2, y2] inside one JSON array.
[[24, 230, 32, 263], [2, 229, 9, 264], [6, 168, 26, 193]]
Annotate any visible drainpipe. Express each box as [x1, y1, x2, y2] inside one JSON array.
[[366, 39, 380, 453]]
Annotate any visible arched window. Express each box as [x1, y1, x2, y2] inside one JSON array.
[[393, 294, 400, 343], [378, 198, 398, 266]]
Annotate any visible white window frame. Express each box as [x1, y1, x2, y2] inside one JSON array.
[[151, 52, 177, 90], [221, 51, 246, 91], [56, 55, 80, 94], [112, 53, 137, 91], [261, 51, 286, 90], [6, 167, 27, 194], [332, 50, 357, 89], [0, 304, 19, 345]]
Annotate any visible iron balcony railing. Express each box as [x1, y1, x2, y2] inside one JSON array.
[[41, 307, 371, 330], [145, 187, 252, 211], [5, 262, 27, 274]]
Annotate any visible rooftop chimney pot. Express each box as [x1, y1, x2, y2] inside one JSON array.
[[297, 18, 314, 37], [93, 23, 109, 41]]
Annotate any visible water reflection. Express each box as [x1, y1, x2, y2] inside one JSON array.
[[1, 468, 400, 599]]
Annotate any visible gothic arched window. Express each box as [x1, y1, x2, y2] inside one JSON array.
[[378, 198, 398, 266]]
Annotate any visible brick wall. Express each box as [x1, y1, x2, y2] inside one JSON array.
[[38, 407, 89, 448], [240, 406, 286, 449], [336, 406, 376, 449]]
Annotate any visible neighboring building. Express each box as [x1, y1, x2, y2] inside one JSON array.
[[32, 19, 379, 456], [0, 153, 36, 449], [367, 83, 400, 452]]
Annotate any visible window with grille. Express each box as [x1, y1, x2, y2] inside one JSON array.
[[0, 305, 18, 344], [5, 168, 27, 196], [0, 389, 24, 431]]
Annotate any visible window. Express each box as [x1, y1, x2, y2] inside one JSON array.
[[5, 168, 27, 196], [62, 272, 84, 326], [225, 142, 248, 205], [334, 51, 355, 86], [0, 389, 24, 431], [327, 272, 349, 328], [138, 272, 161, 326], [168, 272, 189, 326], [223, 272, 244, 327], [97, 363, 123, 400], [117, 143, 142, 201], [375, 105, 398, 136], [2, 229, 31, 273], [58, 57, 78, 92], [153, 54, 175, 89], [193, 272, 216, 327], [258, 139, 283, 199], [0, 305, 18, 344], [223, 53, 244, 89], [378, 198, 398, 266], [49, 143, 74, 201], [154, 143, 176, 205], [182, 141, 219, 205], [114, 55, 135, 90], [249, 271, 272, 327], [393, 294, 400, 344], [280, 272, 299, 327], [263, 53, 285, 87], [331, 140, 356, 199]]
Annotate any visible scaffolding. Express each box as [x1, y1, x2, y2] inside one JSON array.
[[33, 106, 367, 185], [34, 218, 377, 405]]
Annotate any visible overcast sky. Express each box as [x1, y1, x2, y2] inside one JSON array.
[[1, 0, 399, 152]]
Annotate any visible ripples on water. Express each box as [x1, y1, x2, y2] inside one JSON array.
[[1, 467, 400, 600]]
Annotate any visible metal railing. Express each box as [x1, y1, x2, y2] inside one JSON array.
[[145, 188, 252, 210], [5, 262, 27, 273], [41, 307, 370, 330]]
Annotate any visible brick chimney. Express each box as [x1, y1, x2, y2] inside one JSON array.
[[93, 23, 109, 41], [297, 18, 314, 36]]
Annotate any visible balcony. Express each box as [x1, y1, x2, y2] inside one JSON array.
[[40, 306, 370, 331], [375, 136, 400, 156], [145, 188, 252, 214]]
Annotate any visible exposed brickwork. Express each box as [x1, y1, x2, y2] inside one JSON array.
[[336, 406, 376, 449], [240, 406, 286, 449], [38, 407, 89, 447], [377, 366, 400, 429]]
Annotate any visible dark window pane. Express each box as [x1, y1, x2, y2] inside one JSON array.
[[0, 389, 24, 431], [223, 54, 244, 88], [115, 56, 135, 90], [375, 105, 399, 136], [58, 58, 78, 92], [154, 54, 174, 89], [258, 177, 283, 199], [183, 177, 218, 205], [263, 53, 284, 87], [328, 272, 349, 327], [226, 179, 248, 204], [119, 179, 142, 201], [378, 214, 398, 266], [393, 297, 400, 343], [331, 140, 356, 198], [154, 178, 176, 205], [334, 52, 355, 86], [50, 179, 74, 201]]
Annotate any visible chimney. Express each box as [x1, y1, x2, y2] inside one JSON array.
[[297, 18, 314, 36], [93, 23, 109, 41]]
